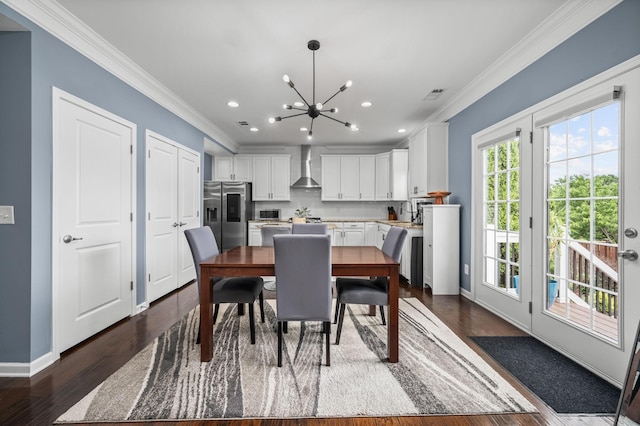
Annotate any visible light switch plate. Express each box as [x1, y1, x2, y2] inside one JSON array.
[[0, 206, 15, 224]]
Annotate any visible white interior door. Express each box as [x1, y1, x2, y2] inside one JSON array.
[[146, 134, 179, 302], [177, 148, 199, 285], [472, 116, 533, 331], [146, 131, 199, 303], [53, 88, 134, 353], [531, 67, 640, 385]]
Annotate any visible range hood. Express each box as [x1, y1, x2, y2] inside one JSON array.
[[290, 145, 321, 189]]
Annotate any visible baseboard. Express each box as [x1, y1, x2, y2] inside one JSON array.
[[460, 287, 472, 300], [0, 351, 58, 377]]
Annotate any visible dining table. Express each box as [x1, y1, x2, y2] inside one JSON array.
[[198, 245, 400, 363]]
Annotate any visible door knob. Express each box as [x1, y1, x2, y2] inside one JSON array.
[[618, 249, 638, 261], [625, 228, 638, 238], [172, 222, 179, 227], [62, 235, 83, 244]]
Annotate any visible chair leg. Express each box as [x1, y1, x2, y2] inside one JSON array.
[[249, 303, 256, 344], [277, 321, 283, 367], [237, 303, 244, 315], [379, 305, 386, 326], [196, 316, 201, 344], [213, 304, 220, 324], [283, 321, 288, 334], [259, 291, 265, 323], [333, 300, 340, 324], [324, 321, 331, 366], [336, 303, 346, 345]]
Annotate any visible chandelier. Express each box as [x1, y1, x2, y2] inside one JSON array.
[[268, 40, 357, 140]]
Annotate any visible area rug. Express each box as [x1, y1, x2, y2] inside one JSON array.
[[471, 336, 620, 414], [57, 299, 536, 422]]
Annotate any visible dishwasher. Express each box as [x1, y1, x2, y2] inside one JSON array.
[[410, 236, 423, 287]]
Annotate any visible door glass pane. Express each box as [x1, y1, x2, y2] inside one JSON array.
[[481, 134, 521, 296], [545, 102, 620, 343]]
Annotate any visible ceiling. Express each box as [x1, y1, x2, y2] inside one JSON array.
[[7, 0, 607, 152]]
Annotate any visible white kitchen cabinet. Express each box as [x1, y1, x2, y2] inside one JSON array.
[[213, 155, 252, 181], [252, 155, 290, 201], [326, 222, 365, 246], [248, 221, 292, 246], [408, 124, 448, 197], [400, 228, 422, 284], [423, 205, 460, 295], [375, 149, 408, 201], [321, 155, 375, 201], [365, 222, 378, 246], [376, 223, 390, 249]]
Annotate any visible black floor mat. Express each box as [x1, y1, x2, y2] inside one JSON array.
[[471, 336, 620, 414]]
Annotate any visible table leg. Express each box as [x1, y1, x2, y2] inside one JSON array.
[[369, 305, 376, 316], [200, 265, 213, 362], [388, 265, 399, 363]]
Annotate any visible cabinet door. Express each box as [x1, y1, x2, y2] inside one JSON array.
[[321, 156, 341, 200], [365, 222, 378, 245], [252, 156, 271, 200], [359, 155, 376, 200], [390, 149, 408, 201], [425, 126, 448, 193], [340, 156, 360, 200], [343, 224, 365, 246], [213, 156, 234, 181], [233, 155, 253, 182], [408, 130, 426, 196], [270, 156, 290, 201], [375, 153, 390, 200]]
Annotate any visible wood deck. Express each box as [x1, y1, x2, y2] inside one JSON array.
[[548, 299, 619, 342]]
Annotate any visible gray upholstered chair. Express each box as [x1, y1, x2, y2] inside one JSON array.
[[334, 226, 408, 344], [273, 234, 332, 367], [184, 227, 265, 344], [261, 226, 292, 291], [292, 223, 328, 235]]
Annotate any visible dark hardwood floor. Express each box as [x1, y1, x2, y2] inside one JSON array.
[[0, 279, 612, 425]]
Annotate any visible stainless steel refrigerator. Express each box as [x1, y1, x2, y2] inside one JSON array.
[[203, 181, 254, 252]]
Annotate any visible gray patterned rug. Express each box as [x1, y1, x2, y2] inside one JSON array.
[[57, 298, 536, 422]]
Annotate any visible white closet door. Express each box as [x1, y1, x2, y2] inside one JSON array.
[[146, 134, 179, 302], [53, 89, 134, 353], [177, 149, 199, 285]]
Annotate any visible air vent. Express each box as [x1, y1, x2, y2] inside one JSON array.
[[237, 121, 250, 127], [423, 89, 446, 101]]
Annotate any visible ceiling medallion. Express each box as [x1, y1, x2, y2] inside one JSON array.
[[269, 40, 357, 140]]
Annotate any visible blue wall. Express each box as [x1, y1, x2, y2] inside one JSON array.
[[0, 4, 224, 362], [0, 30, 31, 361], [448, 0, 640, 292]]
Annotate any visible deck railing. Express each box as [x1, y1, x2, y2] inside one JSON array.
[[566, 242, 618, 318]]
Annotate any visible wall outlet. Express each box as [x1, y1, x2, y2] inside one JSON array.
[[0, 206, 15, 225], [464, 264, 469, 275]]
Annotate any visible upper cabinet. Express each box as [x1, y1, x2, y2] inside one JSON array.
[[408, 124, 448, 197], [321, 155, 375, 201], [375, 149, 408, 201], [252, 155, 290, 201], [213, 155, 252, 182]]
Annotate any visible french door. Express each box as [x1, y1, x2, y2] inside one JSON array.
[[531, 67, 640, 384], [473, 116, 533, 330]]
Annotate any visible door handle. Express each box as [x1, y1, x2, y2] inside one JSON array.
[[179, 222, 187, 227], [618, 250, 638, 261], [172, 222, 179, 227], [62, 235, 83, 244]]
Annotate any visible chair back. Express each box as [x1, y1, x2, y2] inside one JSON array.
[[184, 226, 220, 290], [273, 234, 332, 321], [261, 226, 291, 246], [292, 223, 328, 234], [381, 226, 408, 262]]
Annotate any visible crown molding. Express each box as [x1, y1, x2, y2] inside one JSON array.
[[426, 0, 622, 125], [2, 0, 239, 153]]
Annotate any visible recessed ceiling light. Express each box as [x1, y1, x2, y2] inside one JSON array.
[[361, 101, 372, 108], [250, 127, 259, 132], [227, 101, 239, 108], [300, 127, 308, 132], [397, 128, 407, 133]]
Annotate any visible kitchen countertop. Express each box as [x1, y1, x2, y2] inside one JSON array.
[[250, 219, 422, 229]]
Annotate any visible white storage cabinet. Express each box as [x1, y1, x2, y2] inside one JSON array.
[[408, 124, 448, 197]]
